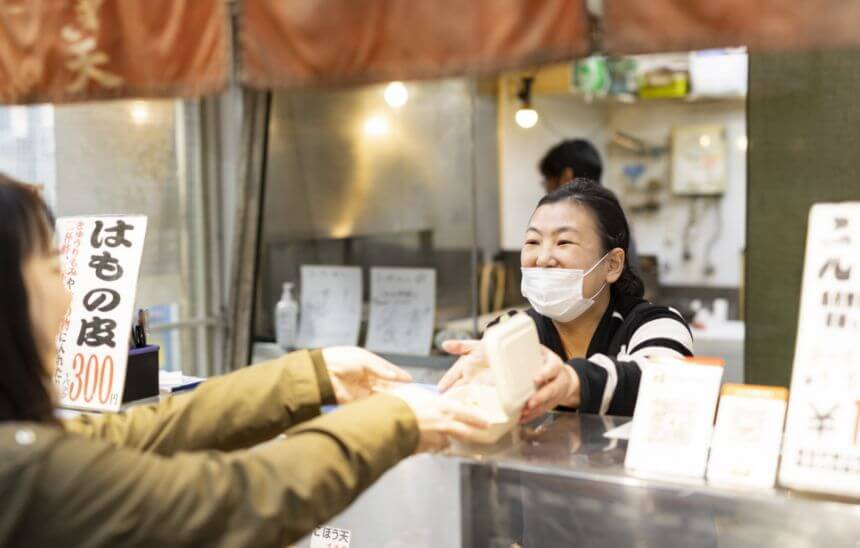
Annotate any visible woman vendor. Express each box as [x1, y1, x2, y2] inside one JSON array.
[[439, 179, 694, 419]]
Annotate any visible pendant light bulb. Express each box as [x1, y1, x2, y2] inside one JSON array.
[[515, 76, 538, 129], [515, 107, 539, 129]]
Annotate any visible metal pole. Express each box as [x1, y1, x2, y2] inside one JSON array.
[[469, 80, 480, 338]]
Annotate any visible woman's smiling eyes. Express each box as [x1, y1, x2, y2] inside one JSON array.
[[523, 238, 578, 247]]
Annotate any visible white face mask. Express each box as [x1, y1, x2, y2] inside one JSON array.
[[520, 253, 608, 322]]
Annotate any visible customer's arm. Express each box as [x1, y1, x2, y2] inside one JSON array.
[[63, 350, 336, 455], [11, 395, 419, 548]]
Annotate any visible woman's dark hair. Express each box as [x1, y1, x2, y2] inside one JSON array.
[[539, 139, 603, 182], [0, 173, 58, 424], [537, 178, 645, 298]]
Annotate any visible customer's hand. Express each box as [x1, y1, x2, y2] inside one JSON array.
[[391, 387, 490, 453], [322, 347, 412, 404], [519, 346, 580, 424], [437, 340, 494, 391]]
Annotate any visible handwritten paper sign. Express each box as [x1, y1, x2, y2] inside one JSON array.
[[707, 384, 788, 488], [779, 204, 860, 498], [54, 216, 147, 412], [365, 267, 436, 356], [310, 526, 351, 548], [296, 266, 362, 348], [625, 357, 723, 479]]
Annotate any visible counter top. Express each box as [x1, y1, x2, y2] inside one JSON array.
[[301, 412, 860, 548], [450, 413, 858, 509], [453, 413, 860, 547]]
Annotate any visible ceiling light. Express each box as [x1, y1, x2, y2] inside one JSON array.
[[515, 76, 538, 129], [130, 101, 149, 125], [515, 107, 539, 129], [363, 115, 390, 137], [384, 82, 408, 108]]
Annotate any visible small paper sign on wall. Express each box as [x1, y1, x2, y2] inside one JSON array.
[[780, 204, 860, 498], [366, 267, 436, 356], [296, 266, 363, 348], [54, 216, 147, 412]]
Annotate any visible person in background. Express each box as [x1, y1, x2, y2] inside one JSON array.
[[0, 173, 491, 547], [539, 138, 603, 193], [539, 138, 639, 269], [440, 179, 693, 418]]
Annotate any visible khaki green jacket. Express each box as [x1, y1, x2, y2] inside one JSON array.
[[0, 350, 419, 547]]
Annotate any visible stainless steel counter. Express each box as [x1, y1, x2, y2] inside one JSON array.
[[299, 413, 860, 548]]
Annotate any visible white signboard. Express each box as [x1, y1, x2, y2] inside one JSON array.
[[780, 204, 860, 497], [54, 216, 147, 412], [366, 268, 436, 356], [310, 526, 351, 548], [707, 384, 788, 488], [625, 358, 723, 479], [296, 266, 362, 348]]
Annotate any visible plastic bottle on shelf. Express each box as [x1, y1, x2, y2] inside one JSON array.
[[275, 282, 299, 350]]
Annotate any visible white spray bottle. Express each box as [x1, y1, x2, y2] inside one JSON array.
[[275, 282, 299, 350]]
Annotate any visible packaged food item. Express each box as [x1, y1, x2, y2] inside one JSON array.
[[445, 314, 544, 443]]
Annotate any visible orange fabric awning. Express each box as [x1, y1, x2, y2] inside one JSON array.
[[0, 0, 228, 105], [5, 0, 860, 104], [239, 0, 590, 89], [604, 0, 860, 55]]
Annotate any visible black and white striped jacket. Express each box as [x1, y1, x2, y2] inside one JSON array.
[[496, 288, 694, 417]]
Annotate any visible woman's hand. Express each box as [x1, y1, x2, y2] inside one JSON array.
[[321, 347, 412, 404], [437, 340, 493, 391], [519, 346, 581, 424], [391, 387, 490, 453]]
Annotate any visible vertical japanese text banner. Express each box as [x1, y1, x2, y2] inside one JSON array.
[[55, 215, 147, 412]]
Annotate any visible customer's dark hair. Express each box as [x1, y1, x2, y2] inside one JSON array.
[[537, 178, 644, 298], [0, 173, 58, 424], [539, 139, 603, 182]]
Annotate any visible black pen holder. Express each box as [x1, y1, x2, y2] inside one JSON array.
[[122, 345, 160, 403]]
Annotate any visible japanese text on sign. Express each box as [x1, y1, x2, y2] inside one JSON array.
[[55, 216, 147, 412], [365, 268, 436, 356], [311, 526, 351, 548], [296, 266, 362, 348], [780, 204, 860, 498]]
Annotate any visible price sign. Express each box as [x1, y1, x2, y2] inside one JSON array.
[[310, 526, 351, 548], [625, 357, 723, 479], [707, 384, 788, 488], [54, 215, 147, 412], [780, 204, 860, 497]]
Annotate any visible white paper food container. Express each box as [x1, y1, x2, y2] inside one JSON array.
[[444, 314, 543, 443], [444, 385, 517, 444]]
